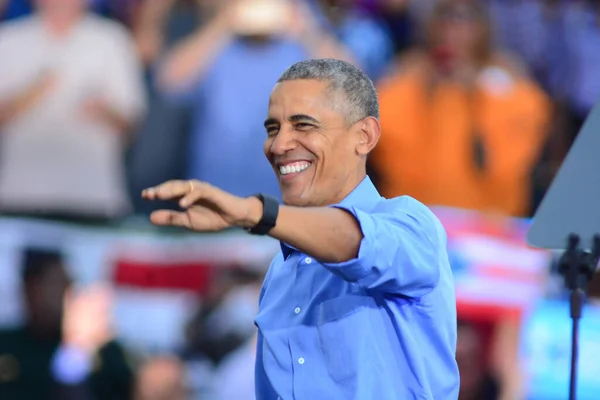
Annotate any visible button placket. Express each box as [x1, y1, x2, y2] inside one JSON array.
[[292, 255, 311, 317]]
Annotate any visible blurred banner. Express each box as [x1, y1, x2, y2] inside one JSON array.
[[436, 206, 551, 320], [0, 217, 281, 352], [0, 207, 551, 351]]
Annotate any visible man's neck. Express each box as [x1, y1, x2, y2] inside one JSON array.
[[328, 171, 368, 206], [42, 12, 82, 39]]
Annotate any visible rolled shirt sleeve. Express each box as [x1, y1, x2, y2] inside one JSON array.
[[322, 198, 443, 298]]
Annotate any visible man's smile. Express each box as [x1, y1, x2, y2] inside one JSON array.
[[277, 160, 313, 181]]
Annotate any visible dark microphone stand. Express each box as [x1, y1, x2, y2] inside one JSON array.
[[557, 234, 600, 400]]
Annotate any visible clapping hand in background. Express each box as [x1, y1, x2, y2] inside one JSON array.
[[62, 284, 114, 357]]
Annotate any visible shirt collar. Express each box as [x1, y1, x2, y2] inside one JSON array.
[[280, 176, 382, 259]]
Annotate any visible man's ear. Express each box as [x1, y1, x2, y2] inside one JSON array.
[[356, 117, 381, 156]]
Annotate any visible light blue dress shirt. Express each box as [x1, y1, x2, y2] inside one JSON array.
[[254, 177, 459, 399]]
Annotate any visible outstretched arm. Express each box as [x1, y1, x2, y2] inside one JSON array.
[[248, 201, 363, 263], [143, 180, 441, 297], [248, 199, 440, 297]]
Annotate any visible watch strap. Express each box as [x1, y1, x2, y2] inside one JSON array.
[[247, 194, 279, 235]]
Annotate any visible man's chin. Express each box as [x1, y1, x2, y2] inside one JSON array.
[[281, 194, 301, 207], [281, 191, 310, 207], [278, 173, 310, 203]]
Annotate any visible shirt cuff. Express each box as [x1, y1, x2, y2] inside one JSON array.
[[321, 205, 376, 283], [51, 345, 94, 385]]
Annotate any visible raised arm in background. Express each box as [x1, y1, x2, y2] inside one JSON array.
[[0, 72, 57, 127], [132, 0, 178, 66], [286, 0, 357, 65], [156, 3, 236, 92], [157, 0, 358, 93]]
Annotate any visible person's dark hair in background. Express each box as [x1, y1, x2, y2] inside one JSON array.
[[0, 247, 134, 400], [21, 248, 72, 341], [184, 266, 263, 365], [456, 320, 500, 400], [365, 0, 416, 55]]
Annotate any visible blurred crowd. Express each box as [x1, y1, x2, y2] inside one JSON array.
[[0, 0, 599, 399], [0, 245, 266, 400]]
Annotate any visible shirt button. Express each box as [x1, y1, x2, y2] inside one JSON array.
[[298, 357, 305, 365], [294, 306, 301, 314], [305, 257, 312, 264]]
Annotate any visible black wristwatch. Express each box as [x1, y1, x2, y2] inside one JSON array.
[[247, 194, 279, 235]]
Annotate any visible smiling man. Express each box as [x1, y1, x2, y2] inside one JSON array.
[[142, 59, 459, 399]]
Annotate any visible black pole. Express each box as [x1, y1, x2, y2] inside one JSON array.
[[558, 234, 600, 400], [569, 289, 583, 400]]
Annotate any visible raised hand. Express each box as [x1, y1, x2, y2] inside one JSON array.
[[0, 71, 59, 125], [62, 284, 114, 356], [285, 0, 317, 40], [30, 71, 59, 100], [142, 180, 262, 232]]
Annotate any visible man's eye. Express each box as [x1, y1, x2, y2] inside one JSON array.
[[266, 127, 279, 136], [295, 123, 314, 130]]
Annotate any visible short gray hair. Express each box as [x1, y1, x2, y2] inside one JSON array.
[[277, 59, 379, 124]]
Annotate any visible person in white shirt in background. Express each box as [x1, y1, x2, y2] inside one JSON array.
[[210, 334, 258, 400], [0, 0, 146, 221]]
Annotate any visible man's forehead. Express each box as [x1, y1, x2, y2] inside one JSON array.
[[268, 80, 339, 117], [269, 80, 330, 106]]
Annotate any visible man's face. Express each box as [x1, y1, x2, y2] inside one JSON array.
[[36, 0, 85, 14], [436, 3, 482, 58], [264, 80, 362, 207]]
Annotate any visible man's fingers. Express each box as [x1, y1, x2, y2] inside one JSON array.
[[142, 180, 200, 201], [149, 210, 191, 227], [141, 180, 187, 200], [178, 187, 209, 208], [143, 180, 222, 206]]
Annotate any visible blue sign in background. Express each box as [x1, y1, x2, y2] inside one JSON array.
[[521, 299, 600, 400]]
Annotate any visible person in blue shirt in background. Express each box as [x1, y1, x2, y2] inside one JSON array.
[[156, 0, 357, 202], [142, 58, 459, 399], [0, 0, 31, 21]]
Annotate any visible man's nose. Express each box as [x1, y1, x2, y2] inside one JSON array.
[[269, 126, 297, 156]]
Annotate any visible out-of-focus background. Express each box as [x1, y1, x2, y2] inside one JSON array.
[[0, 0, 599, 399]]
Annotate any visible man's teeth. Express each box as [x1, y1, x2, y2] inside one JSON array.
[[279, 162, 311, 175]]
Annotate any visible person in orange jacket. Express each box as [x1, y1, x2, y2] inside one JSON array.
[[372, 0, 550, 217]]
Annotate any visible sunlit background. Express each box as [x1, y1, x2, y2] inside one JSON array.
[[0, 0, 599, 399]]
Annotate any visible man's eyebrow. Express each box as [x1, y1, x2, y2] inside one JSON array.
[[288, 114, 320, 124], [263, 117, 278, 128], [264, 114, 321, 128]]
